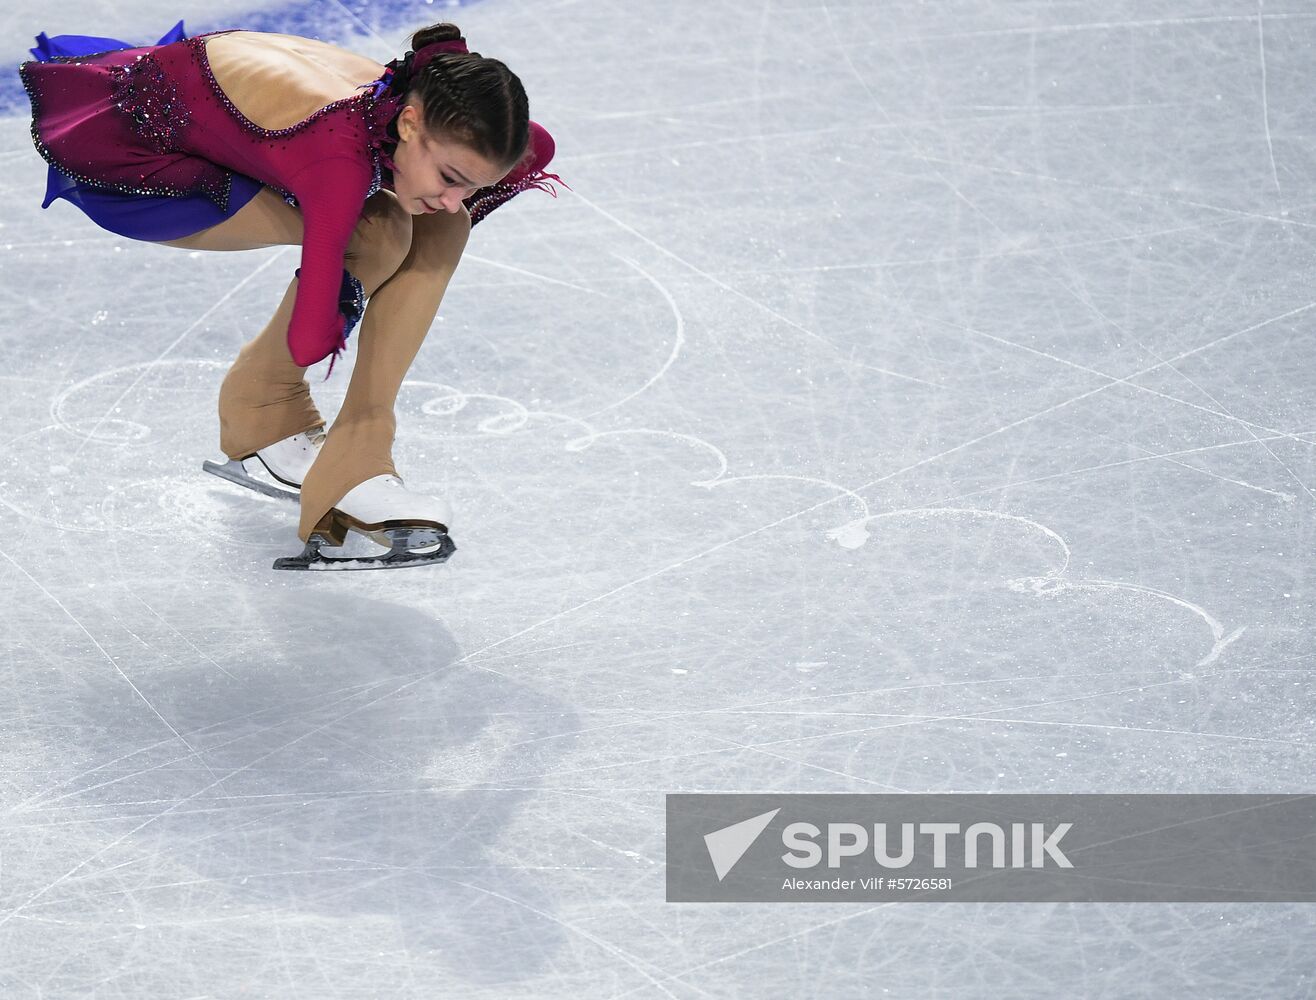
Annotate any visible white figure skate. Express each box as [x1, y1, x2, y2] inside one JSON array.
[[202, 427, 327, 502], [273, 474, 456, 571]]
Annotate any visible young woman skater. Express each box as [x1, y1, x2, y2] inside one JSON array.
[[20, 21, 560, 569]]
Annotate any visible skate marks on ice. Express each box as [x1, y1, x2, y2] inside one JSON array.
[[828, 507, 1245, 669], [392, 258, 1246, 675], [0, 357, 307, 545], [0, 245, 1253, 676], [392, 254, 685, 441], [47, 359, 227, 445], [566, 188, 940, 389], [1, 588, 591, 987]]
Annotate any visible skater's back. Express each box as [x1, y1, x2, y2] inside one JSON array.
[[199, 31, 386, 132]]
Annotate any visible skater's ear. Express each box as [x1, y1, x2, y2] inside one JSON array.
[[396, 101, 427, 144]]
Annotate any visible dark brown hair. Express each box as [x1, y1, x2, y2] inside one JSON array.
[[401, 23, 529, 170]]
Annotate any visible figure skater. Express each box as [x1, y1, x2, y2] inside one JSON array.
[[19, 20, 560, 569]]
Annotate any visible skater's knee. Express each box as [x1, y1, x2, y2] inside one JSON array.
[[408, 205, 470, 271], [347, 192, 413, 276]]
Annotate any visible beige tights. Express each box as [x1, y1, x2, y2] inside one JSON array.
[[164, 189, 471, 542]]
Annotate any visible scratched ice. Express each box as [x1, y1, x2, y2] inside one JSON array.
[[0, 0, 1313, 997]]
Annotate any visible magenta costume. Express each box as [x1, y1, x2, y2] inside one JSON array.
[[19, 23, 561, 368]]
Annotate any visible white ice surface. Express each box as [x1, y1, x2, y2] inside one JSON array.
[[1, 0, 1314, 997]]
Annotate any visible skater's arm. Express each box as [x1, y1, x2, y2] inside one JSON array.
[[284, 155, 374, 368]]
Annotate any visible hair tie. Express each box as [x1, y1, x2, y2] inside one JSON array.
[[383, 37, 469, 98]]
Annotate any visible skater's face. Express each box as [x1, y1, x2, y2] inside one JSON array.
[[392, 102, 510, 216]]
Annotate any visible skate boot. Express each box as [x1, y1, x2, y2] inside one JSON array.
[[274, 474, 456, 571], [203, 427, 327, 503], [254, 427, 327, 486]]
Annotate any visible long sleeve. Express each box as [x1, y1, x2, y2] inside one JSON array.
[[284, 155, 373, 367]]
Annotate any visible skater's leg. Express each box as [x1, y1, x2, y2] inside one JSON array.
[[156, 185, 305, 251], [215, 277, 325, 459], [215, 197, 413, 460], [298, 206, 471, 542], [156, 189, 415, 460]]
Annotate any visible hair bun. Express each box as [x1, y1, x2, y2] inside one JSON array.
[[411, 22, 463, 48]]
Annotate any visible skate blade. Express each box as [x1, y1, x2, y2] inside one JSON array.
[[203, 458, 299, 503], [273, 528, 456, 572], [364, 525, 447, 549]]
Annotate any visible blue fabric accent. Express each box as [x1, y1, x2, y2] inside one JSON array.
[[340, 271, 366, 342], [27, 22, 266, 242], [29, 21, 187, 61]]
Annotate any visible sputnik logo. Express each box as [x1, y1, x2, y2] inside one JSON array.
[[703, 808, 780, 881]]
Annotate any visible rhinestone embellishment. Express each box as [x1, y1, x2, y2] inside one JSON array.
[[18, 58, 233, 208], [109, 52, 189, 153]]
